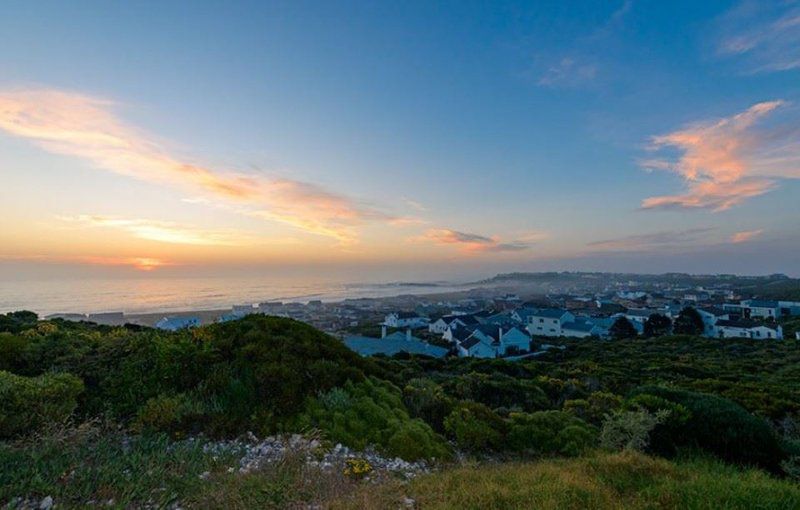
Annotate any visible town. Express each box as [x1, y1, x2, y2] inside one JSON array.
[[46, 272, 800, 359]]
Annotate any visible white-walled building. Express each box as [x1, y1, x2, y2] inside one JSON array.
[[526, 309, 575, 337], [384, 311, 429, 329]]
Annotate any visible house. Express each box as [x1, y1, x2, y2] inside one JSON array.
[[526, 309, 575, 337], [561, 319, 607, 339], [457, 335, 496, 358], [384, 311, 429, 329], [621, 308, 655, 324], [713, 319, 783, 340], [696, 307, 732, 336], [741, 300, 780, 319], [155, 316, 199, 331], [344, 330, 448, 358], [496, 325, 532, 355], [778, 301, 800, 317], [510, 307, 538, 324], [429, 314, 477, 334], [443, 324, 474, 344]]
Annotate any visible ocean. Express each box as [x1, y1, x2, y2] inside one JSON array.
[[0, 276, 464, 316]]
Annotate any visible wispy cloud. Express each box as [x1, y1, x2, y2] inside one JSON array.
[[0, 88, 400, 243], [535, 0, 631, 88], [730, 229, 763, 243], [415, 228, 545, 253], [587, 228, 715, 251], [640, 100, 800, 211], [56, 215, 268, 246], [538, 58, 597, 87], [714, 1, 800, 73]]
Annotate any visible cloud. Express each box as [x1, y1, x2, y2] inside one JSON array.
[[641, 100, 800, 210], [56, 215, 268, 246], [416, 228, 543, 253], [714, 1, 800, 73], [730, 229, 763, 243], [0, 88, 398, 243], [538, 58, 597, 87], [587, 228, 715, 251], [79, 256, 169, 271]]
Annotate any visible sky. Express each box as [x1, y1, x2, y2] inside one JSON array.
[[1, 0, 799, 282]]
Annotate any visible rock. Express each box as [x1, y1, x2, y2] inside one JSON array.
[[402, 496, 416, 508], [199, 471, 211, 480], [39, 496, 54, 510]]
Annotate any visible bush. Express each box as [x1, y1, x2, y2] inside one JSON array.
[[443, 401, 506, 451], [298, 377, 450, 461], [599, 408, 669, 452], [443, 372, 550, 412], [0, 370, 84, 438], [506, 411, 595, 456], [403, 378, 454, 433], [134, 393, 213, 436], [629, 386, 787, 472], [564, 391, 623, 425]]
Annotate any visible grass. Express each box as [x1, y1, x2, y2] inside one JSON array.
[[331, 452, 800, 510], [3, 426, 799, 509]]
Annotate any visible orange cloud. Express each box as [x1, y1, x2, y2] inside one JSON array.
[[75, 256, 169, 271], [416, 228, 544, 253], [641, 100, 800, 210], [730, 229, 764, 243], [0, 89, 398, 242]]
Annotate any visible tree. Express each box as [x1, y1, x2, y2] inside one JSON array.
[[644, 314, 672, 337], [609, 317, 638, 339], [673, 307, 704, 336]]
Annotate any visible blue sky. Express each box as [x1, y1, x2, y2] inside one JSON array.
[[0, 0, 799, 280]]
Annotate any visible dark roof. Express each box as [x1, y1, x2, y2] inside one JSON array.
[[716, 319, 769, 329], [562, 321, 595, 333], [699, 306, 728, 316], [450, 327, 474, 342], [746, 300, 780, 308], [395, 311, 422, 319], [459, 336, 482, 350], [532, 308, 570, 319]]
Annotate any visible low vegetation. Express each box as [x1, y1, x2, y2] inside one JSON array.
[[1, 311, 799, 507]]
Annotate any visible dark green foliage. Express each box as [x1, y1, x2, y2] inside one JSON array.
[[673, 307, 704, 336], [0, 311, 38, 334], [402, 378, 454, 433], [506, 411, 595, 456], [644, 314, 672, 337], [297, 378, 450, 460], [442, 372, 550, 413], [0, 371, 84, 438], [609, 317, 638, 339], [443, 401, 506, 451], [564, 391, 623, 426], [630, 386, 786, 472]]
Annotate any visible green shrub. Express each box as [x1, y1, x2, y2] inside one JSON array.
[[564, 391, 623, 425], [506, 410, 595, 456], [443, 373, 549, 412], [134, 393, 213, 436], [630, 386, 786, 472], [444, 401, 506, 451], [402, 378, 454, 433], [298, 377, 450, 461], [0, 370, 84, 438]]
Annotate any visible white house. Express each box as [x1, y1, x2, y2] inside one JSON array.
[[713, 319, 783, 340], [384, 311, 429, 329], [155, 316, 200, 331], [696, 307, 731, 337], [621, 308, 655, 324], [741, 300, 780, 319], [526, 309, 575, 337], [457, 334, 496, 358], [429, 314, 477, 334], [495, 326, 531, 355]]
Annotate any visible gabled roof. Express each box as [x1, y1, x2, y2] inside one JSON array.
[[562, 321, 595, 333], [450, 327, 474, 342], [394, 311, 422, 319], [624, 308, 655, 317], [459, 336, 483, 350], [699, 306, 728, 317], [744, 300, 780, 308], [531, 308, 570, 319]]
